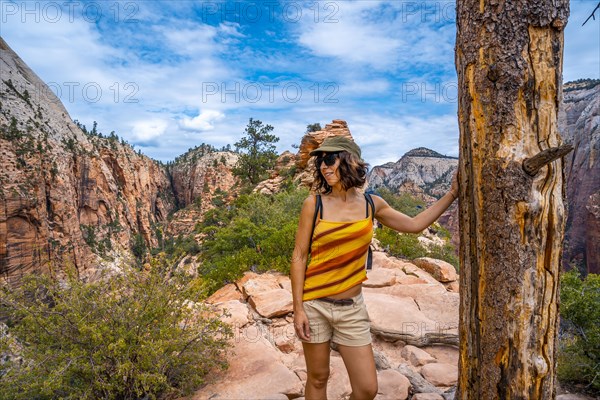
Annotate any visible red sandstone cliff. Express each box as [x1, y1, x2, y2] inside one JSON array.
[[0, 38, 177, 283]]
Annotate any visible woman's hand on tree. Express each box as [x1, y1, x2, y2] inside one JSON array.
[[450, 171, 459, 199]]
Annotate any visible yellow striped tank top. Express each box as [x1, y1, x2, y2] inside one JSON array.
[[302, 200, 373, 301]]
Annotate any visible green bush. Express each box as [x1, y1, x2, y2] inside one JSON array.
[[376, 188, 427, 217], [131, 233, 147, 262], [558, 270, 600, 393], [427, 242, 459, 270], [373, 190, 458, 268], [376, 226, 428, 260], [199, 187, 308, 293], [0, 259, 231, 399]]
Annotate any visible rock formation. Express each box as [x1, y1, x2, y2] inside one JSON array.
[[253, 151, 297, 195], [559, 80, 600, 274], [0, 38, 242, 283], [294, 120, 355, 189], [367, 148, 459, 247], [169, 147, 238, 211], [0, 37, 176, 284], [367, 147, 458, 202], [194, 250, 460, 400], [167, 147, 239, 236]]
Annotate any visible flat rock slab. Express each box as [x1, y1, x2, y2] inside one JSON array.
[[249, 288, 294, 318], [242, 274, 282, 298], [420, 363, 458, 387], [364, 292, 439, 337], [401, 345, 437, 367], [192, 335, 303, 399], [365, 268, 397, 288], [214, 300, 250, 328], [207, 283, 243, 304]]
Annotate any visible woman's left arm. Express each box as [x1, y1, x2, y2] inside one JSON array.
[[374, 172, 458, 234]]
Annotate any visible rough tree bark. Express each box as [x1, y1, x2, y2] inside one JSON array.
[[455, 1, 570, 399]]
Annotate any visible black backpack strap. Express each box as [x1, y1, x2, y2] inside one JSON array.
[[308, 194, 322, 256], [364, 193, 376, 270], [364, 193, 375, 220]]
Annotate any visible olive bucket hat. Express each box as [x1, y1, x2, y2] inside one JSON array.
[[309, 136, 362, 160]]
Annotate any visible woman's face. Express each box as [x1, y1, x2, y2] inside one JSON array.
[[318, 153, 341, 186]]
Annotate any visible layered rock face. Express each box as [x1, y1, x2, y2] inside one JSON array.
[[560, 80, 600, 274], [169, 147, 238, 210], [367, 148, 459, 247], [295, 120, 355, 189], [167, 147, 239, 236], [367, 148, 458, 202], [0, 38, 176, 283]]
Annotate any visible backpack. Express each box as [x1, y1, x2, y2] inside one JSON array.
[[309, 193, 376, 270]]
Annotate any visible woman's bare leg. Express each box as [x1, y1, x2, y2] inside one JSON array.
[[337, 344, 378, 400], [302, 341, 331, 399]]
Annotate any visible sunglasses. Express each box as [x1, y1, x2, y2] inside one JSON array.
[[316, 152, 339, 167]]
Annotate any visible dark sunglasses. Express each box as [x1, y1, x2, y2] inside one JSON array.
[[316, 152, 339, 167]]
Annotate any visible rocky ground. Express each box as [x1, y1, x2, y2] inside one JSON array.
[[185, 250, 598, 400], [188, 251, 461, 400]]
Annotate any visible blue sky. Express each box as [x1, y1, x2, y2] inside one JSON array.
[[1, 0, 598, 166]]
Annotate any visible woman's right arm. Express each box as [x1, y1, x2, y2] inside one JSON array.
[[290, 195, 316, 341]]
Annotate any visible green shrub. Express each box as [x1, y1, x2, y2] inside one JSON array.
[[427, 243, 459, 270], [131, 233, 147, 262], [0, 259, 231, 399], [558, 270, 600, 393], [375, 188, 426, 217], [373, 190, 458, 268], [199, 187, 308, 293], [376, 226, 428, 260]]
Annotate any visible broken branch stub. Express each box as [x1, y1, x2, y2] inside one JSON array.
[[522, 144, 574, 176]]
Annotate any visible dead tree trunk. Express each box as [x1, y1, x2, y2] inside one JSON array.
[[456, 1, 570, 399]]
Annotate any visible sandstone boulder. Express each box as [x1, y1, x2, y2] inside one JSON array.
[[421, 346, 459, 366], [376, 369, 411, 400], [420, 363, 458, 387], [276, 275, 292, 292], [207, 283, 243, 304], [364, 268, 397, 288], [241, 274, 282, 299], [413, 258, 458, 283], [248, 289, 294, 318], [401, 345, 437, 367], [214, 300, 250, 328], [384, 284, 459, 331], [363, 292, 439, 339], [443, 281, 460, 293]]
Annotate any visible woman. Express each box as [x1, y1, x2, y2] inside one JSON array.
[[290, 136, 458, 399]]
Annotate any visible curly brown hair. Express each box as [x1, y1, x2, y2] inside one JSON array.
[[312, 151, 369, 194]]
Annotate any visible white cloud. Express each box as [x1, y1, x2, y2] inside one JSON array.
[[0, 0, 594, 168], [131, 118, 169, 142], [298, 23, 403, 69], [295, 1, 455, 72], [346, 114, 459, 166], [159, 23, 219, 56], [179, 110, 225, 131]]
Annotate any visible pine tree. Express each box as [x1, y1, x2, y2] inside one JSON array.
[[233, 118, 279, 185]]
